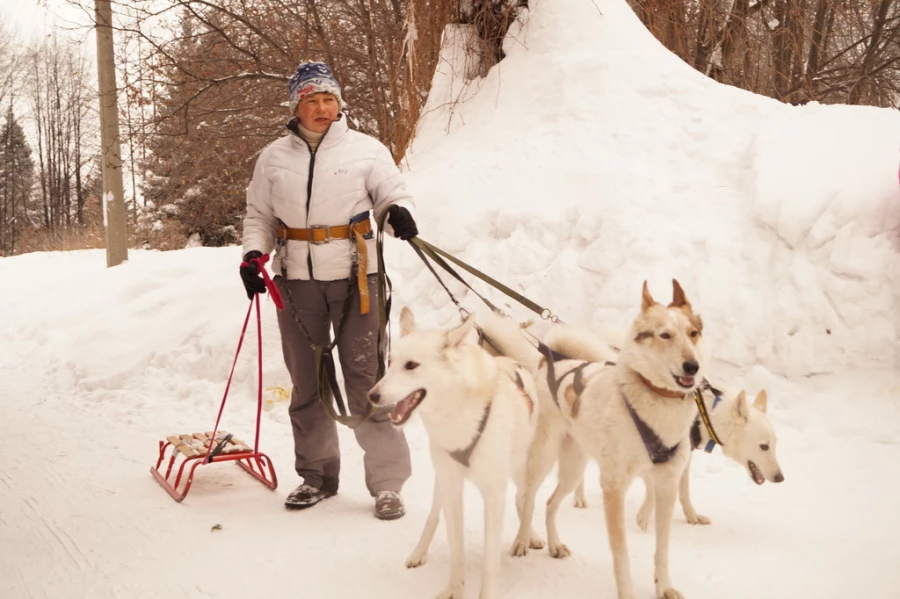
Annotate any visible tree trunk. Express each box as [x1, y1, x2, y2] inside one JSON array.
[[849, 0, 892, 104]]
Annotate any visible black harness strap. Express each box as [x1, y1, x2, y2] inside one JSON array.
[[513, 369, 535, 416], [563, 363, 593, 418], [622, 393, 681, 464], [448, 401, 493, 467], [535, 341, 573, 407], [689, 417, 703, 450]]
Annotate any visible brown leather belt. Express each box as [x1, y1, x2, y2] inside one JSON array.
[[276, 218, 373, 315], [276, 219, 373, 244]]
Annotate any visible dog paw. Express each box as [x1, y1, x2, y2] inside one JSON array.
[[573, 496, 588, 509], [405, 552, 427, 568], [656, 587, 684, 599], [636, 512, 651, 532], [509, 539, 530, 557], [529, 534, 546, 549], [548, 542, 571, 559], [686, 513, 711, 525], [436, 585, 464, 599]]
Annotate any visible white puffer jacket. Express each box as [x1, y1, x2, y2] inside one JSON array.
[[242, 115, 415, 280]]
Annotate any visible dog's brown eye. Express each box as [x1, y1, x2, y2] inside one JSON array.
[[659, 332, 671, 339], [404, 361, 419, 371], [760, 443, 769, 451], [690, 330, 699, 338]]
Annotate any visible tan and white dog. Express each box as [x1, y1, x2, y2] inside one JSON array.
[[479, 279, 706, 599], [551, 324, 785, 525], [571, 386, 785, 528], [367, 307, 538, 599]]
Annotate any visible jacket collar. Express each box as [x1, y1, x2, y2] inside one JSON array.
[[286, 114, 348, 152]]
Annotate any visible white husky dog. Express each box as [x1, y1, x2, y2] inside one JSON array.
[[480, 279, 706, 599], [367, 307, 538, 599]]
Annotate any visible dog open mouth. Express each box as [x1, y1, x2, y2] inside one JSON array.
[[673, 375, 696, 389], [748, 460, 765, 485], [389, 389, 426, 425]]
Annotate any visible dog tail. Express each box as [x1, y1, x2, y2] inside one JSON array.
[[543, 325, 621, 364], [475, 310, 542, 373]]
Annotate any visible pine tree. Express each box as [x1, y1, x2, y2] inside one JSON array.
[[0, 107, 34, 255]]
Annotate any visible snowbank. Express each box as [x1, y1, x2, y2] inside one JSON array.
[[401, 0, 900, 377]]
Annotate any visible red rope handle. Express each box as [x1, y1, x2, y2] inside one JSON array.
[[205, 298, 256, 462], [240, 253, 284, 311], [205, 253, 283, 461]]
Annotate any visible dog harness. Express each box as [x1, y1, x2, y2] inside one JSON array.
[[621, 392, 681, 465], [513, 369, 535, 416], [536, 341, 613, 414], [448, 369, 536, 468], [448, 401, 492, 467]]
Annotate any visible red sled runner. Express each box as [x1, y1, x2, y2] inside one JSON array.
[[151, 255, 283, 502]]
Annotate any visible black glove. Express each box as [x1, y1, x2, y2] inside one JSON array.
[[239, 250, 267, 299], [387, 204, 418, 240]]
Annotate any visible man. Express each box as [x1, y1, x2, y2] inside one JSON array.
[[239, 61, 418, 520]]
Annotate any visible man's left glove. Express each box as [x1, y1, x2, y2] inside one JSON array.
[[386, 204, 418, 240], [240, 250, 268, 299]]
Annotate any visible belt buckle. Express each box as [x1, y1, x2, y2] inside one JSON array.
[[309, 224, 331, 244]]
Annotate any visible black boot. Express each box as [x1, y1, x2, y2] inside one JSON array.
[[284, 484, 337, 510]]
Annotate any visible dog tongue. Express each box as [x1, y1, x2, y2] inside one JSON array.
[[679, 376, 695, 387]]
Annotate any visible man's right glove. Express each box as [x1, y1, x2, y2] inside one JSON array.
[[240, 250, 268, 299]]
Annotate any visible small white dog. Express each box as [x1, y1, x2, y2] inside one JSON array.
[[367, 308, 538, 599]]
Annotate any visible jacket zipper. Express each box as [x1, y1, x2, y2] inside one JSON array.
[[290, 122, 331, 281], [305, 149, 316, 279]]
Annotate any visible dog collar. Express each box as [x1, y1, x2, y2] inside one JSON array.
[[702, 393, 724, 452], [637, 373, 685, 399], [694, 388, 724, 452]]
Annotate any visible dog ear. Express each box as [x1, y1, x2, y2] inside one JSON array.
[[445, 314, 476, 348], [641, 281, 657, 312], [669, 279, 692, 310], [399, 306, 417, 337], [735, 390, 749, 422], [753, 389, 768, 413]]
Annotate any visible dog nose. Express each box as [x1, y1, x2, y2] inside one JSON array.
[[368, 391, 381, 404], [773, 472, 784, 483], [682, 360, 699, 376]]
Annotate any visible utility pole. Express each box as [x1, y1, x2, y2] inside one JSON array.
[[94, 0, 128, 267]]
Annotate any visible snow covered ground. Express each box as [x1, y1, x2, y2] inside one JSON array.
[[2, 0, 899, 597]]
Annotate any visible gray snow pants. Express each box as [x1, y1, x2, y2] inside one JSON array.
[[275, 274, 411, 496]]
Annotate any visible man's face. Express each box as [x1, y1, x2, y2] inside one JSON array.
[[295, 92, 339, 133]]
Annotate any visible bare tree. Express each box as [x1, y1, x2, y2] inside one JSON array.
[[27, 36, 95, 231], [630, 0, 900, 107]]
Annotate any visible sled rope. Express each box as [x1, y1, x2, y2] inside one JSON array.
[[205, 277, 275, 462], [383, 233, 729, 455], [408, 237, 563, 323]]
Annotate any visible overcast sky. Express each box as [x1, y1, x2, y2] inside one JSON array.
[[2, 0, 96, 51]]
